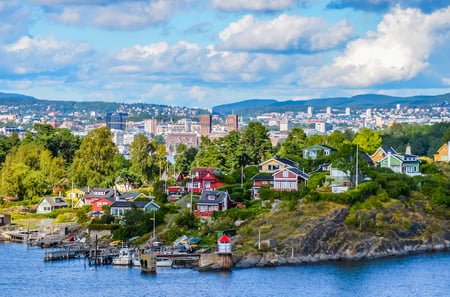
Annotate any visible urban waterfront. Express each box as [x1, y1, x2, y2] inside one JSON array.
[[0, 243, 448, 297]]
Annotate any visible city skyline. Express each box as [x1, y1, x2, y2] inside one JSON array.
[[1, 1, 450, 108]]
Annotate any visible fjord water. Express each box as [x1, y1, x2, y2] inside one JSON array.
[[0, 243, 448, 297]]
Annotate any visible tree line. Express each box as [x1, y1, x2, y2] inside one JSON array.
[[0, 121, 449, 200]]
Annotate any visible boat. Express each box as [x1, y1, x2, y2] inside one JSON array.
[[156, 257, 173, 267], [113, 248, 135, 266]]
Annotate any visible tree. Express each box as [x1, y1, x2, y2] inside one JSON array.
[[129, 134, 153, 183], [326, 130, 348, 150], [242, 122, 272, 165], [278, 128, 306, 161], [69, 126, 118, 187], [352, 128, 382, 154], [174, 143, 197, 175], [216, 130, 247, 174], [332, 143, 369, 188], [193, 136, 221, 169]]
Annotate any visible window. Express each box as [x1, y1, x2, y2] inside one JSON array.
[[283, 170, 289, 177], [268, 164, 279, 171], [324, 150, 330, 156]]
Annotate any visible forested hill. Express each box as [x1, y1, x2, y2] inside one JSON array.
[[212, 93, 450, 115]]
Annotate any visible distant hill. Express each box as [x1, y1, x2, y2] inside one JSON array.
[[212, 93, 450, 115], [212, 99, 277, 114]]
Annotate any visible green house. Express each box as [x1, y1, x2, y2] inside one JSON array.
[[302, 144, 337, 159]]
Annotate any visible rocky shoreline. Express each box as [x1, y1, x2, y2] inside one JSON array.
[[232, 239, 450, 269]]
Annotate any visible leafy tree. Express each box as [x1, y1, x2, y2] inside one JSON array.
[[326, 130, 348, 149], [129, 134, 153, 183], [242, 121, 272, 165], [216, 130, 247, 174], [0, 133, 20, 166], [305, 134, 326, 147], [69, 126, 118, 187], [193, 136, 222, 169], [175, 143, 197, 175], [352, 128, 382, 154], [278, 127, 306, 161], [332, 143, 369, 188]]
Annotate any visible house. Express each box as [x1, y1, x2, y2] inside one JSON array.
[[110, 200, 160, 216], [259, 157, 298, 173], [82, 188, 121, 213], [302, 144, 337, 160], [186, 168, 225, 192], [194, 190, 238, 217], [272, 168, 309, 191], [373, 145, 420, 176], [434, 141, 450, 162], [370, 147, 397, 164], [250, 174, 274, 199], [36, 197, 69, 214]]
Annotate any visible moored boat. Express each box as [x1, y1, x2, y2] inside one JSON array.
[[113, 248, 135, 266]]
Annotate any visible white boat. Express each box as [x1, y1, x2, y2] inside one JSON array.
[[113, 248, 135, 266], [156, 257, 173, 267]]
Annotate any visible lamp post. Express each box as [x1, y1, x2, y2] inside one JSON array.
[[153, 210, 156, 240]]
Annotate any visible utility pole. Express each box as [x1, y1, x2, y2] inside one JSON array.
[[355, 145, 359, 188]]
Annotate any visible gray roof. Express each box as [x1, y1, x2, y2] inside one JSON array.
[[284, 167, 309, 180], [197, 190, 229, 205], [41, 196, 68, 207]]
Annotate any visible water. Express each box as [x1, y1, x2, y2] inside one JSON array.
[[0, 243, 449, 297]]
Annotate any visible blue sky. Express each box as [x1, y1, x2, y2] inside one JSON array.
[[1, 0, 450, 108]]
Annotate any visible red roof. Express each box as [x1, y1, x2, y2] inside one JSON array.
[[218, 234, 231, 242]]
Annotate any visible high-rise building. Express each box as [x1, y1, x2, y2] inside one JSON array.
[[226, 114, 239, 132], [200, 114, 211, 136], [307, 106, 313, 116], [326, 106, 332, 114], [106, 112, 128, 131], [279, 118, 290, 132], [144, 119, 158, 135], [345, 107, 351, 116]]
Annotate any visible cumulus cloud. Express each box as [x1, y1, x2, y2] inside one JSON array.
[[40, 0, 193, 30], [307, 6, 450, 88], [212, 0, 311, 12], [216, 14, 353, 53], [327, 0, 450, 13], [2, 35, 94, 75]]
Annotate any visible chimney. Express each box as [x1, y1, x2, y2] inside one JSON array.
[[405, 143, 411, 155]]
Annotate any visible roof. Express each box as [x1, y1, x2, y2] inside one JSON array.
[[85, 188, 119, 201], [274, 157, 298, 168], [381, 147, 397, 154], [303, 144, 337, 151], [361, 153, 375, 165], [40, 196, 68, 207], [118, 192, 148, 200], [251, 174, 274, 181], [285, 167, 309, 180], [110, 200, 160, 209], [259, 157, 297, 168], [197, 190, 230, 205], [218, 234, 231, 243]]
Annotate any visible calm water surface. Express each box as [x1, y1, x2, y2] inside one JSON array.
[[0, 243, 448, 297]]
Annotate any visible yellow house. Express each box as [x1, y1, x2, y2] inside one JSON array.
[[259, 157, 298, 173], [370, 147, 397, 164], [65, 188, 86, 205], [434, 142, 450, 162]]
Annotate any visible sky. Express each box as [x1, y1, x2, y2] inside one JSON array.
[[1, 0, 450, 108]]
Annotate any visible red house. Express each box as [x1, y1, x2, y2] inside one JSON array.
[[186, 168, 225, 193], [250, 174, 273, 199], [194, 190, 238, 217], [83, 188, 120, 213], [272, 168, 309, 191]]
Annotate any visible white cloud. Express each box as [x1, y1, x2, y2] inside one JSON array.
[[212, 0, 309, 12], [43, 0, 193, 30], [308, 6, 450, 88], [443, 78, 450, 86], [2, 35, 93, 74], [217, 14, 353, 53]]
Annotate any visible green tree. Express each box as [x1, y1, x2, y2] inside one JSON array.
[[326, 130, 348, 149], [242, 122, 272, 165], [129, 134, 153, 183], [69, 126, 118, 187], [352, 128, 382, 154], [216, 130, 247, 174], [332, 143, 369, 188], [193, 136, 222, 169], [174, 143, 197, 175], [278, 127, 306, 161]]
